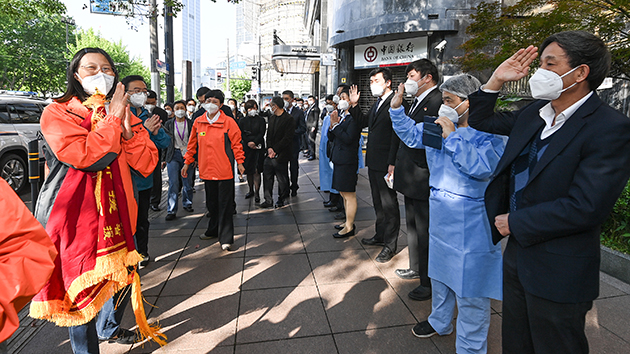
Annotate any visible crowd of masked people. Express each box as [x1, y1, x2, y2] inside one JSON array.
[[4, 30, 630, 354]]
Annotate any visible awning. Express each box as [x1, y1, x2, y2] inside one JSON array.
[[272, 45, 321, 74]]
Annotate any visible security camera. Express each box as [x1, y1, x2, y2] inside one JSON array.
[[434, 40, 447, 52]]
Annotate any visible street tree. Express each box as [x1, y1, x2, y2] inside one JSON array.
[[224, 76, 252, 102], [459, 0, 630, 79], [0, 11, 73, 96], [69, 29, 151, 87]]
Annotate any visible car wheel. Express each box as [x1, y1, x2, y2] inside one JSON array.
[[1, 153, 27, 193]]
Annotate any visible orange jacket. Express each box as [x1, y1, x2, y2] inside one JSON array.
[[38, 97, 158, 235], [0, 179, 57, 343], [184, 110, 245, 180]]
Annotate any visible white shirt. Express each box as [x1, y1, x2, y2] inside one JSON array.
[[377, 90, 394, 111], [174, 120, 188, 150], [206, 110, 220, 125], [539, 91, 593, 139]]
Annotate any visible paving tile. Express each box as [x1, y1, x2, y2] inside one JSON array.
[[319, 277, 417, 333], [599, 280, 628, 299], [147, 237, 191, 263], [245, 231, 305, 257], [236, 286, 330, 343], [586, 314, 630, 353], [591, 295, 630, 343], [150, 217, 203, 230], [179, 231, 247, 260], [139, 261, 179, 297], [301, 225, 364, 253], [149, 228, 197, 238], [135, 292, 240, 353], [159, 258, 244, 296], [309, 249, 383, 285], [234, 335, 337, 354], [242, 254, 315, 290], [334, 326, 441, 354], [387, 277, 434, 321], [369, 246, 412, 279], [243, 223, 299, 234], [430, 312, 502, 354]]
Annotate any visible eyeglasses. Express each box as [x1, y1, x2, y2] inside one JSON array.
[[80, 64, 115, 75]]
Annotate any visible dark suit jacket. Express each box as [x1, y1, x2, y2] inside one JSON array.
[[349, 91, 401, 172], [306, 106, 320, 140], [394, 88, 442, 200], [265, 111, 296, 163], [238, 114, 266, 149], [328, 113, 360, 166], [469, 90, 630, 303], [288, 106, 307, 138]]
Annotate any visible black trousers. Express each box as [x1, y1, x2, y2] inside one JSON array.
[[263, 157, 289, 204], [204, 179, 234, 245], [502, 239, 593, 354], [150, 161, 162, 207], [404, 196, 430, 287], [368, 168, 400, 252], [134, 188, 152, 256], [289, 137, 300, 192]]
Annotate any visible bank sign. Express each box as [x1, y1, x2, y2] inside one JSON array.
[[354, 37, 428, 69]]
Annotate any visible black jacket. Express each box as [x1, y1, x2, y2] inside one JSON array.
[[288, 106, 307, 138], [306, 106, 320, 140], [238, 114, 266, 150], [469, 90, 630, 303], [349, 91, 401, 172], [394, 88, 442, 200], [328, 113, 360, 166], [163, 117, 194, 163], [265, 111, 296, 163]]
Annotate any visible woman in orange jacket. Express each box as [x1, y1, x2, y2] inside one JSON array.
[[0, 179, 57, 349], [182, 89, 245, 251], [29, 47, 164, 353]]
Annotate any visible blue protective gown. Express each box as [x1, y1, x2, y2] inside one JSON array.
[[319, 113, 364, 193], [390, 106, 505, 300]]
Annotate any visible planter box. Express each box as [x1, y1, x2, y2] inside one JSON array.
[[601, 245, 630, 284]]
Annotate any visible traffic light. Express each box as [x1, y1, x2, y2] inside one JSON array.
[[251, 67, 258, 80], [217, 71, 222, 83]]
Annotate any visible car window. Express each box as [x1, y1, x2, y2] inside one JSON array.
[[8, 103, 41, 124], [0, 104, 9, 123]]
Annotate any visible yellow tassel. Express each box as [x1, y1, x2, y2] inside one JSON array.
[[130, 270, 167, 346]]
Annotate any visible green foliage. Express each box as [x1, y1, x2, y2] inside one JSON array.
[[601, 180, 630, 254], [223, 76, 252, 102], [0, 0, 66, 21], [69, 29, 151, 87], [495, 95, 523, 112], [0, 10, 73, 96], [460, 0, 630, 79]]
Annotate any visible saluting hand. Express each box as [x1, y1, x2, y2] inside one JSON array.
[[486, 45, 538, 91], [391, 83, 405, 109], [349, 85, 360, 107]]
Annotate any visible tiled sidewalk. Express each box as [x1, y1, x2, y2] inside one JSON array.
[[16, 157, 630, 353]]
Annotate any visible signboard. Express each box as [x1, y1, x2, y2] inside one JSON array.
[[230, 61, 247, 70], [90, 0, 133, 16], [354, 37, 428, 69], [156, 60, 169, 74], [321, 53, 336, 66]]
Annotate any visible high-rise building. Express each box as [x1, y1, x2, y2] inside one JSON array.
[[182, 0, 202, 90], [240, 0, 313, 98]]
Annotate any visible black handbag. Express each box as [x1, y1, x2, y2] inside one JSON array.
[[326, 139, 334, 159]]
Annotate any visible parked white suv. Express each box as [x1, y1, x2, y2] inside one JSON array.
[[0, 92, 47, 193]]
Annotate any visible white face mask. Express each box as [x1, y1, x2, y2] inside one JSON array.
[[144, 104, 155, 113], [187, 105, 195, 112], [528, 67, 579, 100], [228, 104, 236, 111], [202, 102, 219, 115], [308, 99, 315, 105], [174, 109, 186, 118], [166, 109, 174, 117], [370, 83, 385, 97], [283, 100, 290, 109], [332, 95, 340, 104], [130, 92, 147, 108], [438, 100, 467, 124], [337, 100, 350, 111], [247, 109, 258, 117], [325, 104, 334, 113], [404, 76, 427, 96], [77, 71, 115, 96]]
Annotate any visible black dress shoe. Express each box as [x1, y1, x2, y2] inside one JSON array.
[[183, 206, 194, 212], [259, 201, 273, 208], [334, 224, 345, 230], [307, 156, 315, 161], [165, 213, 176, 221], [328, 206, 342, 212], [361, 236, 385, 247], [408, 284, 432, 301], [150, 205, 161, 211], [395, 268, 420, 280], [255, 196, 260, 203], [291, 190, 298, 197], [333, 225, 355, 238], [245, 192, 254, 199], [375, 247, 395, 263], [334, 212, 346, 220], [323, 201, 334, 207], [275, 200, 286, 208]]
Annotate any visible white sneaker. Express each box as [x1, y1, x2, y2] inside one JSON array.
[[221, 244, 232, 251]]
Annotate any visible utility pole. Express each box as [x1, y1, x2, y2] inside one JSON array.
[[258, 35, 262, 107], [149, 0, 160, 103], [164, 3, 175, 103], [226, 38, 231, 98]]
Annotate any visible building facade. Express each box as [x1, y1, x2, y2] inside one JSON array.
[[182, 0, 202, 90]]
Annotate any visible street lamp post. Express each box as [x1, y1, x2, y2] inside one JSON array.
[[61, 16, 75, 68]]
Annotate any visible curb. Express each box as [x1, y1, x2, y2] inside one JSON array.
[[601, 245, 630, 285]]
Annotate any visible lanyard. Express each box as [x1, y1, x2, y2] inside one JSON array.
[[175, 120, 186, 141]]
